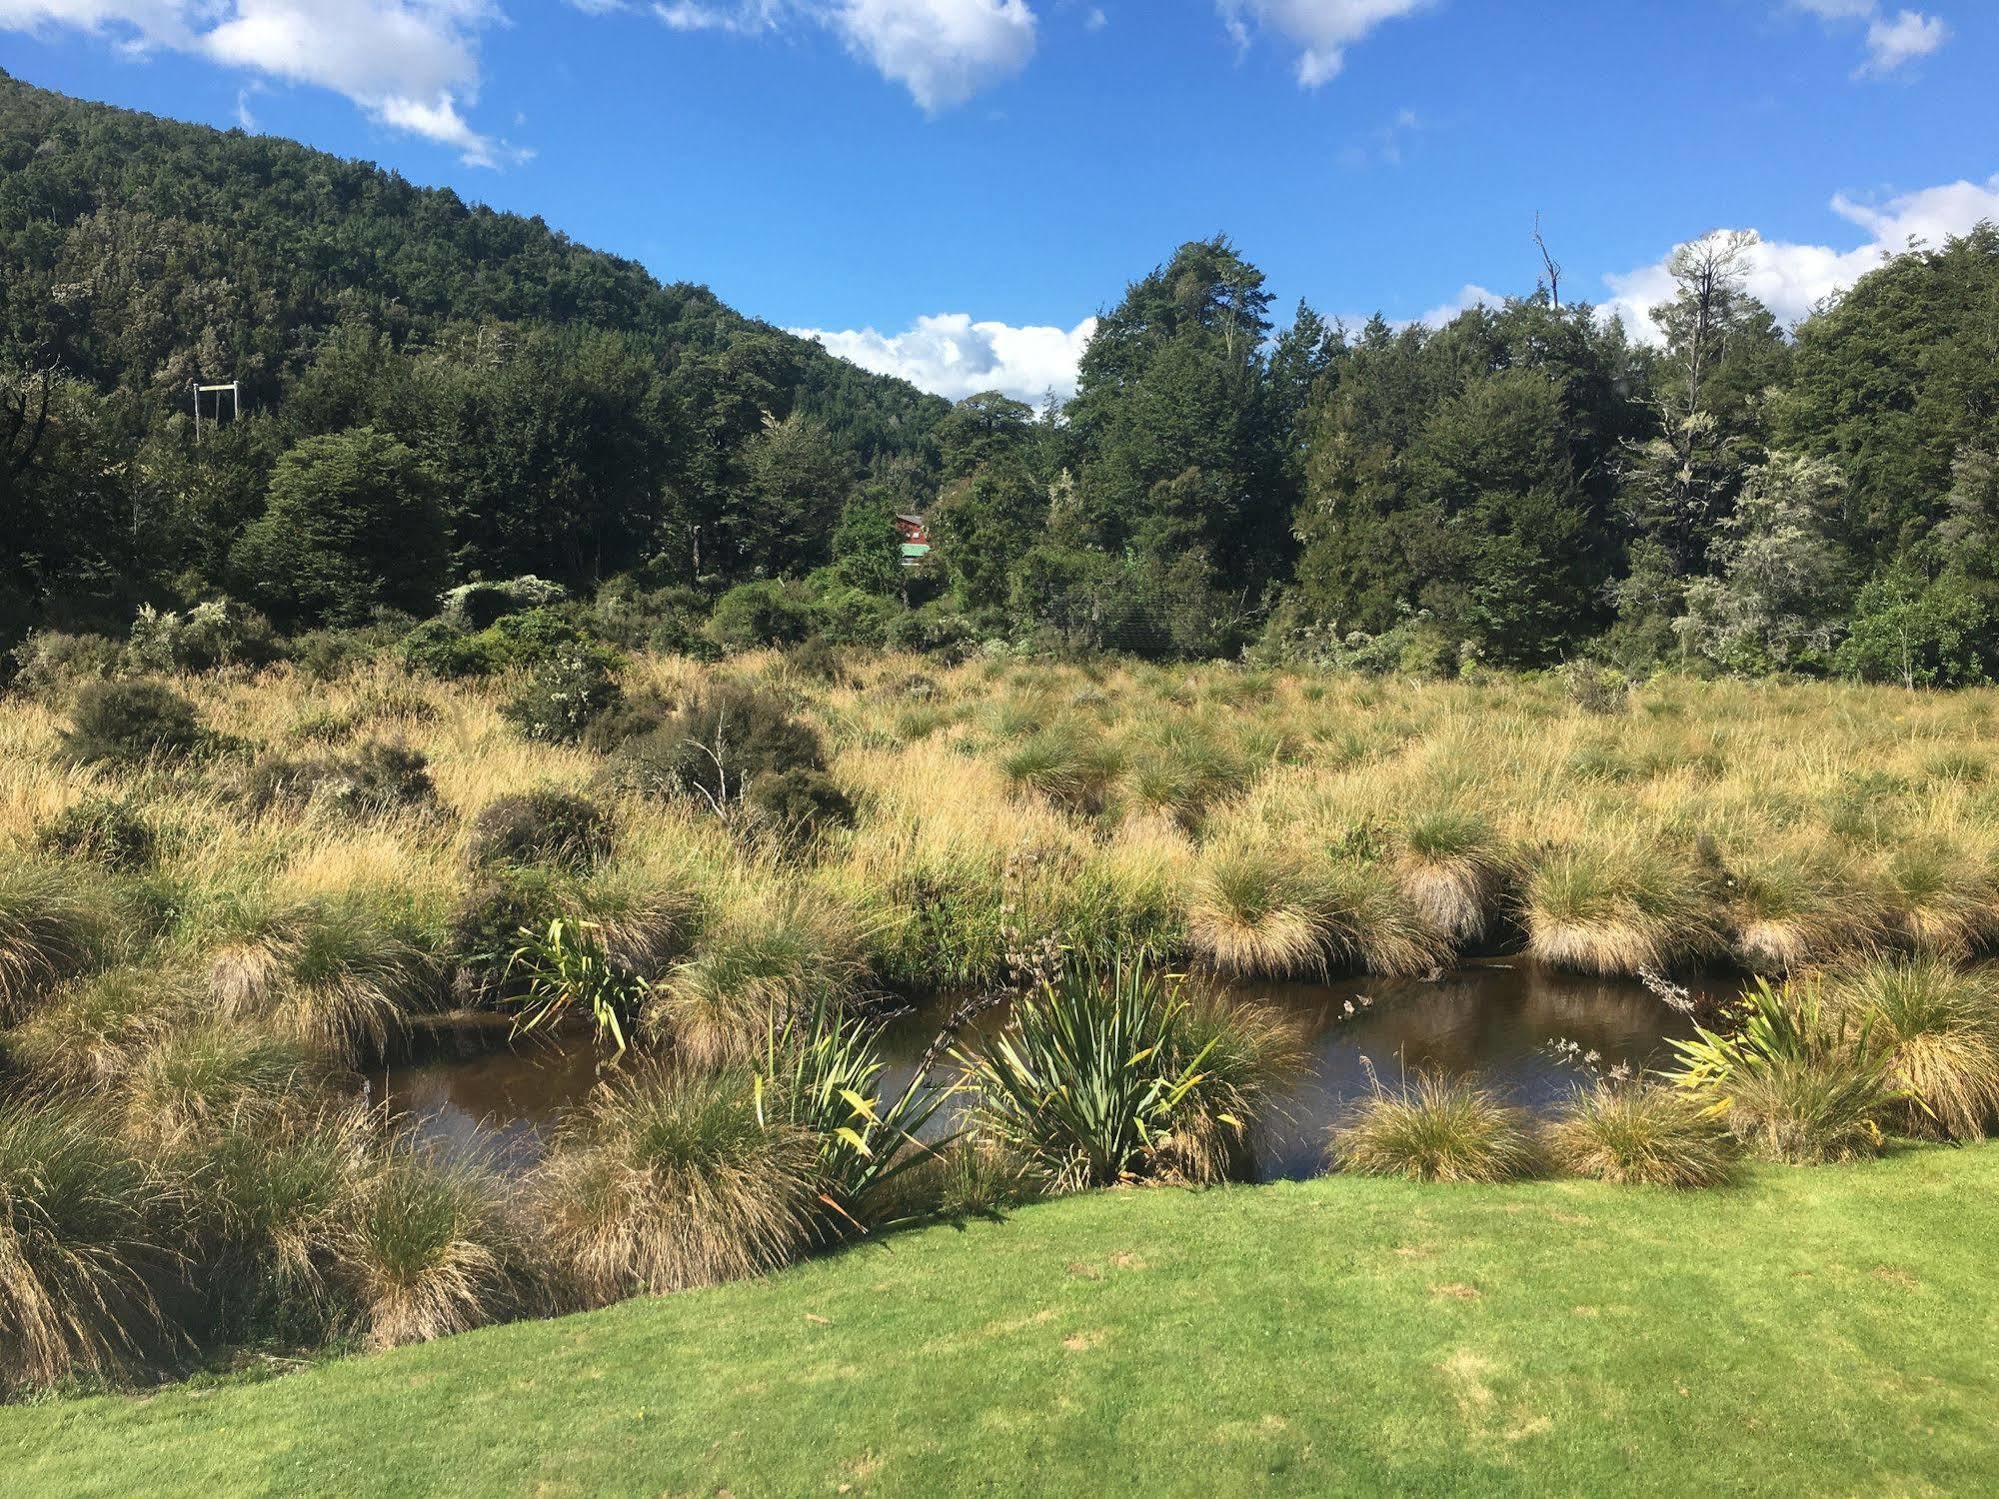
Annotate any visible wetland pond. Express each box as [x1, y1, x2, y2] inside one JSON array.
[[376, 960, 1707, 1183]]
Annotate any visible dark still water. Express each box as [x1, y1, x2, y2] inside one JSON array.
[[377, 961, 1704, 1183]]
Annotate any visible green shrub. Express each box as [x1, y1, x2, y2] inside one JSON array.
[[708, 580, 815, 650], [1329, 1074, 1542, 1183], [241, 740, 437, 819], [60, 680, 206, 765], [611, 682, 824, 809], [1547, 1082, 1739, 1188], [745, 767, 856, 841], [37, 796, 158, 871], [500, 649, 623, 744], [466, 791, 612, 871], [440, 576, 567, 631], [127, 599, 277, 673], [445, 869, 564, 1006], [0, 1098, 180, 1393], [579, 691, 673, 754], [398, 619, 503, 679], [533, 1064, 820, 1306], [6, 631, 125, 699]]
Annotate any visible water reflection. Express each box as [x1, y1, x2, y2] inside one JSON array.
[[378, 960, 1702, 1184]]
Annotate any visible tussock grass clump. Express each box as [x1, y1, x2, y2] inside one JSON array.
[[1728, 848, 1883, 974], [1877, 838, 1997, 957], [1669, 980, 1896, 1165], [466, 790, 612, 872], [1826, 957, 1999, 1142], [6, 964, 198, 1089], [190, 1106, 371, 1320], [121, 1020, 324, 1150], [1001, 721, 1123, 816], [1318, 859, 1457, 977], [1396, 809, 1510, 945], [647, 890, 867, 1067], [212, 895, 434, 1066], [1547, 1083, 1739, 1188], [58, 679, 207, 766], [0, 862, 114, 1026], [1158, 988, 1310, 1183], [534, 1065, 820, 1305], [1524, 841, 1720, 977], [1328, 1074, 1542, 1184], [340, 1141, 527, 1350], [0, 1098, 180, 1392], [1186, 847, 1333, 978]]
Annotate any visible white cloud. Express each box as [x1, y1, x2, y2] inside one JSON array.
[[602, 1, 1034, 110], [1862, 9, 1947, 71], [1785, 0, 1949, 74], [827, 1, 1038, 112], [1218, 0, 1432, 86], [0, 1, 525, 164], [791, 311, 1096, 402], [1602, 173, 1999, 342], [651, 0, 780, 32]]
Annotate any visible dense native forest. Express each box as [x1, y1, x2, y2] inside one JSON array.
[[5, 70, 1999, 682]]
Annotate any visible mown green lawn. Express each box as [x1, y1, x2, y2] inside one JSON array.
[[7, 1147, 1997, 1498]]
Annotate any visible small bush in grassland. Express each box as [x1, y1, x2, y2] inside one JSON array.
[[6, 963, 200, 1089], [1825, 956, 1999, 1141], [120, 1019, 325, 1151], [610, 681, 825, 809], [1328, 1074, 1543, 1184], [339, 1139, 530, 1350], [0, 862, 114, 1025], [533, 1064, 821, 1306], [501, 649, 624, 745], [240, 739, 438, 819], [1547, 1082, 1739, 1188], [466, 790, 612, 872], [744, 766, 857, 842], [444, 869, 564, 1006], [0, 1097, 182, 1394], [36, 796, 158, 871], [1668, 979, 1898, 1165], [59, 679, 208, 765]]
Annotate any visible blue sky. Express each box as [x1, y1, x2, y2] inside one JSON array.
[[2, 2, 1994, 401]]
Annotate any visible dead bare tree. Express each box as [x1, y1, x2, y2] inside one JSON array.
[[1533, 212, 1563, 309]]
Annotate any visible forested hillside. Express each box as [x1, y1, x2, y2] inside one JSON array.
[[0, 69, 946, 635], [4, 69, 1998, 682]]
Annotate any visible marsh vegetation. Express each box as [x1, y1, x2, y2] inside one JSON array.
[[6, 647, 1999, 1396]]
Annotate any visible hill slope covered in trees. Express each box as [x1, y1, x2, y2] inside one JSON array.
[[4, 69, 1999, 682]]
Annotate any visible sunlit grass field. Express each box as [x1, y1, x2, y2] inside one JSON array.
[[4, 1146, 1994, 1498]]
